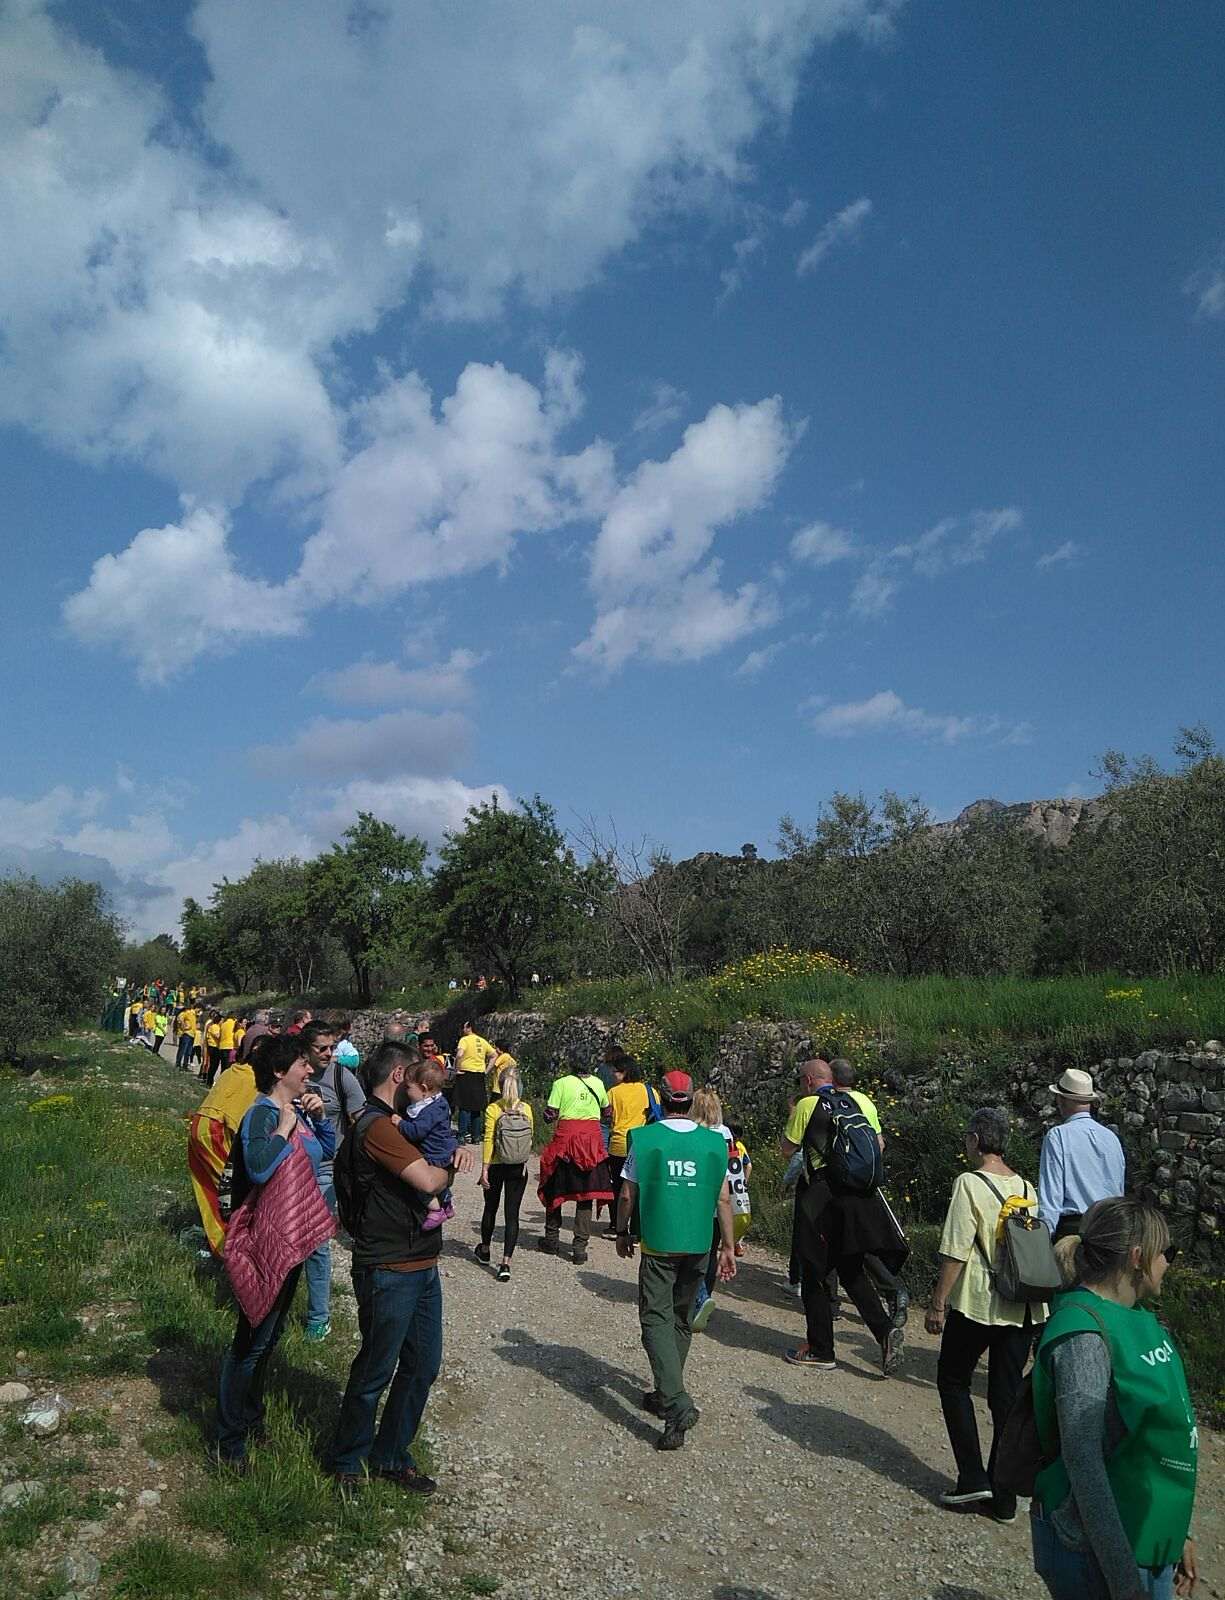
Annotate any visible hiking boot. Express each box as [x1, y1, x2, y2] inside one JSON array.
[[881, 1324, 905, 1375], [655, 1423, 686, 1451], [572, 1247, 588, 1265], [889, 1285, 910, 1329], [537, 1237, 558, 1255], [370, 1464, 437, 1496], [303, 1319, 331, 1343], [785, 1344, 835, 1370]]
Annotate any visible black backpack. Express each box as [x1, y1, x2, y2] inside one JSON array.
[[995, 1302, 1110, 1496], [804, 1088, 883, 1194], [334, 1106, 385, 1236]]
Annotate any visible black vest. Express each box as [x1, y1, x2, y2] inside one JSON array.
[[337, 1100, 438, 1271]]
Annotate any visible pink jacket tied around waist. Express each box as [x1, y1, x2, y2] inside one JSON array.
[[223, 1132, 335, 1325]]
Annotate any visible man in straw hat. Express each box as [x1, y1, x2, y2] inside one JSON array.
[[1037, 1068, 1125, 1240]]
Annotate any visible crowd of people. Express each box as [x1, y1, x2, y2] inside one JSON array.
[[163, 994, 1200, 1600]]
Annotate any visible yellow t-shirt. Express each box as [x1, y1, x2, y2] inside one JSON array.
[[178, 1009, 197, 1039], [218, 1018, 237, 1050], [938, 1169, 1049, 1329], [456, 1033, 495, 1074], [205, 1022, 222, 1049], [234, 1025, 246, 1050], [546, 1073, 609, 1121], [482, 1099, 535, 1165], [784, 1089, 881, 1176], [195, 1063, 258, 1135], [489, 1051, 517, 1092], [141, 1007, 157, 1030], [608, 1080, 651, 1158]]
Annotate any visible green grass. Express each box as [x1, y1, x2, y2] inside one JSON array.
[[541, 967, 1225, 1065], [0, 1032, 429, 1599]]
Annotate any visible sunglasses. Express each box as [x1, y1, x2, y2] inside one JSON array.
[[1161, 1244, 1181, 1265]]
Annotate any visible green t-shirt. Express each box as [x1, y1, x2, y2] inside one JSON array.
[[627, 1121, 729, 1255], [547, 1073, 609, 1121]]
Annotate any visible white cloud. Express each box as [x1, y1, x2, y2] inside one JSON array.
[[807, 688, 1029, 744], [576, 397, 798, 669], [796, 197, 873, 277], [632, 384, 689, 435], [62, 505, 302, 685], [1185, 254, 1225, 320], [790, 520, 856, 566], [849, 565, 901, 617], [309, 650, 484, 709], [890, 506, 1022, 576], [309, 777, 511, 846], [1036, 540, 1082, 570], [735, 629, 821, 678], [249, 710, 472, 781]]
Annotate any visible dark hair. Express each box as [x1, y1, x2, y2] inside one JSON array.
[[831, 1058, 856, 1088], [618, 1056, 643, 1083], [300, 1020, 337, 1050], [288, 1008, 311, 1026], [253, 1034, 305, 1093], [364, 1040, 416, 1092], [967, 1106, 1010, 1156]]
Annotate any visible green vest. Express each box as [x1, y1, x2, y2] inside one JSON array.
[[629, 1122, 729, 1255], [1033, 1289, 1198, 1569]]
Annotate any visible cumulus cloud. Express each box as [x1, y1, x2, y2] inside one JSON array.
[[309, 650, 485, 709], [249, 710, 472, 781], [1036, 540, 1083, 571], [1185, 253, 1225, 320], [309, 777, 511, 845], [807, 689, 1030, 744], [796, 197, 873, 277], [575, 397, 798, 670], [790, 520, 856, 566]]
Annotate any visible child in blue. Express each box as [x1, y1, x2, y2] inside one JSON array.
[[400, 1058, 458, 1230]]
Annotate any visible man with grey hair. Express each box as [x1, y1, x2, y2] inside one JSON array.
[[1037, 1068, 1125, 1240], [236, 1008, 272, 1061], [382, 1020, 408, 1045]]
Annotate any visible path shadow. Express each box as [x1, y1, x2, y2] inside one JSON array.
[[743, 1383, 946, 1498], [711, 1588, 793, 1600], [930, 1588, 1001, 1600], [575, 1268, 636, 1305], [493, 1326, 655, 1441]]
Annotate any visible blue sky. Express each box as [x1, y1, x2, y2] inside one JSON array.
[[2, 0, 1223, 938]]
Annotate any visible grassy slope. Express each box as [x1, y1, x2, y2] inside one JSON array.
[[0, 1033, 439, 1600]]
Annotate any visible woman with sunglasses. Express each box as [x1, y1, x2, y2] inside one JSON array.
[[1031, 1197, 1199, 1600]]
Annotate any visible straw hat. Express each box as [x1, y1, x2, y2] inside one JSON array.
[[1048, 1067, 1100, 1102]]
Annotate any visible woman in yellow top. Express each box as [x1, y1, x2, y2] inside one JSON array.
[[475, 1068, 534, 1282], [454, 1020, 496, 1144], [204, 1014, 224, 1085], [187, 1057, 259, 1257], [487, 1044, 517, 1097], [603, 1057, 653, 1238], [175, 1007, 198, 1072], [218, 1013, 238, 1068]]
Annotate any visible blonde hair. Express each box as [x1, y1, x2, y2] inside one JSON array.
[[498, 1068, 525, 1110], [1058, 1197, 1171, 1293], [691, 1088, 723, 1129]]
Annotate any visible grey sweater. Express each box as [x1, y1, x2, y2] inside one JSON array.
[[1049, 1332, 1140, 1599]]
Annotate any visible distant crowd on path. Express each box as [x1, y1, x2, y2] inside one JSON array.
[[163, 1000, 1199, 1600]]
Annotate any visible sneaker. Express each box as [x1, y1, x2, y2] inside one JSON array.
[[881, 1324, 905, 1376], [303, 1320, 331, 1343], [785, 1345, 836, 1369], [939, 1484, 994, 1508], [601, 1228, 619, 1241], [496, 1264, 511, 1282], [371, 1464, 437, 1496], [655, 1423, 686, 1451], [988, 1492, 1018, 1524], [889, 1285, 911, 1329], [474, 1243, 492, 1264], [691, 1295, 715, 1333]]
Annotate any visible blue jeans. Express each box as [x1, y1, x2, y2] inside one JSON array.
[[456, 1106, 481, 1142], [175, 1033, 194, 1070], [331, 1265, 442, 1476], [216, 1264, 302, 1461], [303, 1177, 337, 1324], [1031, 1507, 1174, 1600]]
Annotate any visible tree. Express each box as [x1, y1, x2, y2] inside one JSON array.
[[308, 815, 427, 1003], [431, 797, 608, 997], [573, 820, 696, 983], [0, 876, 123, 1054], [121, 933, 193, 990]]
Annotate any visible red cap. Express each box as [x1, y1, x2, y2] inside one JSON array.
[[660, 1070, 694, 1100]]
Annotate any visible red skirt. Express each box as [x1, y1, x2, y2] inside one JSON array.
[[538, 1118, 613, 1211]]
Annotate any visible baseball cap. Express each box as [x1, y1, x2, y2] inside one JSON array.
[[659, 1070, 694, 1101]]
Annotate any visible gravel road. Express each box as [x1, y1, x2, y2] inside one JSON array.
[[337, 1167, 1224, 1600]]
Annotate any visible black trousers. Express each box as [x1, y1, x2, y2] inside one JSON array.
[[479, 1162, 528, 1258], [800, 1241, 890, 1361], [936, 1307, 1034, 1493]]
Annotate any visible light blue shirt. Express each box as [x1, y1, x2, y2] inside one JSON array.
[[1037, 1111, 1126, 1231]]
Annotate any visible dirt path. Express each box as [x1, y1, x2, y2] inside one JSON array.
[[330, 1165, 1223, 1600]]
